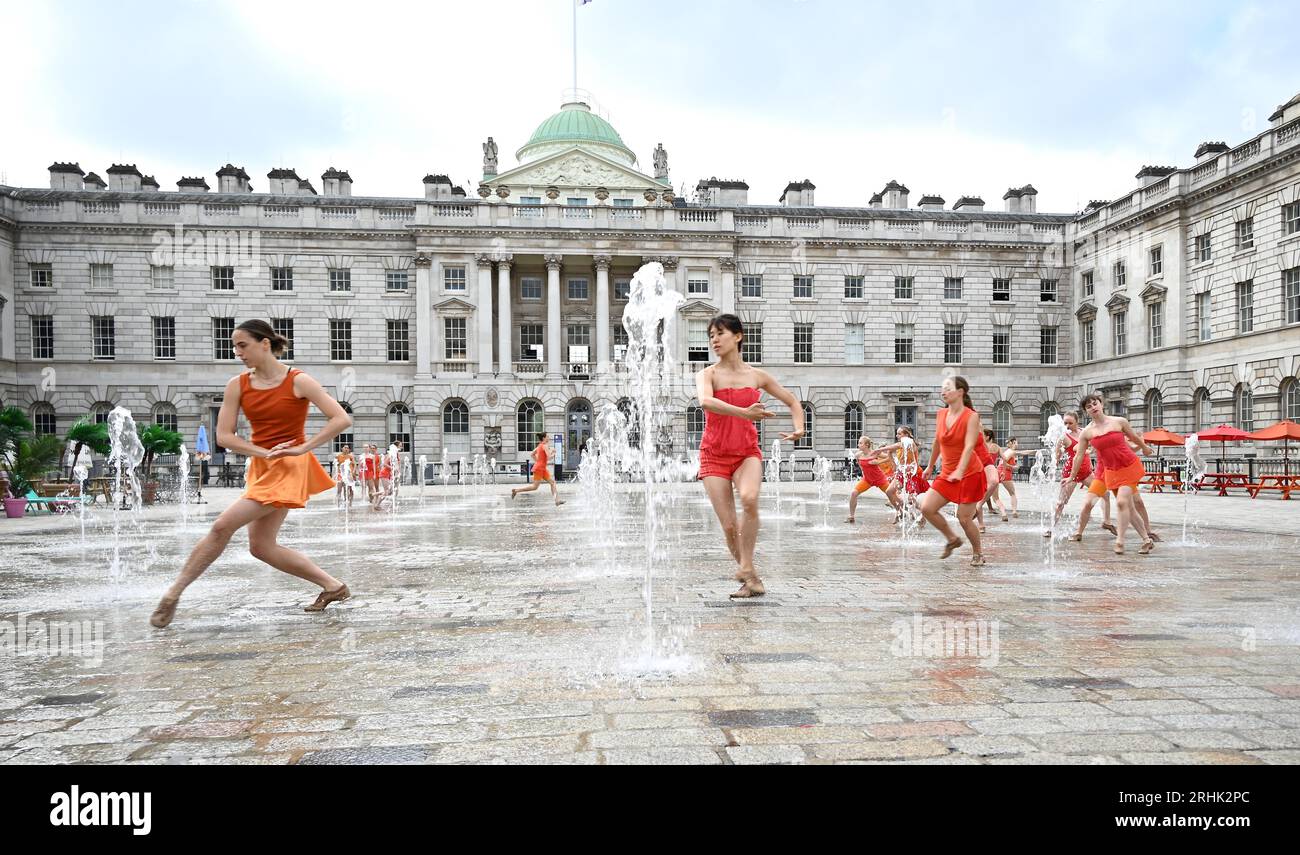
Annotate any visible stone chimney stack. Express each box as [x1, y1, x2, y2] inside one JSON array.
[[217, 164, 252, 193], [48, 162, 85, 190], [1019, 184, 1038, 213], [882, 180, 908, 209], [83, 171, 107, 190], [869, 192, 883, 209], [1193, 142, 1229, 163], [779, 179, 815, 207], [1269, 92, 1300, 126], [321, 167, 353, 197], [298, 178, 317, 196], [916, 194, 945, 211], [267, 168, 302, 195], [141, 175, 159, 191], [1135, 166, 1177, 188], [952, 195, 985, 212], [106, 164, 143, 192], [423, 174, 454, 201], [1003, 187, 1023, 213], [177, 177, 210, 192], [696, 177, 749, 207]]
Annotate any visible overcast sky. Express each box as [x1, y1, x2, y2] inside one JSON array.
[[2, 0, 1297, 213]]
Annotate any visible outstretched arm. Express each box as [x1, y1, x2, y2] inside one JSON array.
[[695, 369, 771, 421], [1120, 418, 1152, 457], [757, 370, 805, 441], [214, 376, 269, 458], [1071, 429, 1092, 476]]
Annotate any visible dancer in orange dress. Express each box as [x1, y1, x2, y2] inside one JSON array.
[[846, 436, 901, 522], [975, 427, 1001, 532], [1047, 412, 1090, 532], [696, 314, 804, 598], [150, 320, 353, 628], [1071, 454, 1116, 540], [996, 437, 1020, 520], [1071, 393, 1155, 554], [511, 432, 564, 506], [334, 444, 355, 509], [919, 375, 987, 565], [873, 427, 930, 523]]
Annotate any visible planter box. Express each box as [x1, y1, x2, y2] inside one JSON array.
[[3, 497, 28, 518]]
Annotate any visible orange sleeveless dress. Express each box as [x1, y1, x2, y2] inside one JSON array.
[[932, 407, 986, 505], [239, 369, 335, 508], [532, 442, 550, 481]]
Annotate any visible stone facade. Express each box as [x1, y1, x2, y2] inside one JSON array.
[[2, 94, 1299, 471]]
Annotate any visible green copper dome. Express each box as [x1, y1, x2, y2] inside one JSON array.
[[516, 102, 636, 164]]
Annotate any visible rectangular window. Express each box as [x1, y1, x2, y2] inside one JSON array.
[[894, 276, 914, 300], [153, 316, 176, 360], [992, 277, 1011, 301], [612, 323, 628, 356], [614, 278, 631, 300], [1082, 272, 1094, 299], [29, 263, 52, 288], [1040, 326, 1058, 364], [150, 265, 174, 290], [1113, 311, 1128, 356], [1285, 267, 1300, 325], [272, 318, 295, 360], [688, 319, 711, 362], [31, 316, 54, 359], [1285, 201, 1300, 236], [1236, 280, 1253, 333], [91, 316, 115, 360], [1197, 291, 1212, 341], [330, 319, 353, 360], [386, 320, 410, 362], [520, 324, 544, 360], [565, 197, 587, 206], [210, 265, 233, 291], [844, 276, 864, 299], [211, 317, 234, 360], [329, 269, 351, 292], [1148, 301, 1164, 349], [741, 323, 763, 363], [793, 275, 814, 299], [993, 326, 1010, 364], [794, 323, 814, 364], [1148, 246, 1163, 277], [1040, 278, 1058, 302], [520, 196, 542, 206], [443, 265, 466, 292], [1113, 261, 1126, 288], [1236, 218, 1254, 251], [844, 323, 865, 364], [444, 317, 467, 360], [612, 198, 634, 207], [1195, 233, 1212, 263], [91, 263, 114, 290], [741, 275, 763, 298], [1082, 320, 1095, 361], [386, 271, 409, 292], [270, 267, 293, 291], [520, 276, 543, 300], [567, 278, 589, 300], [944, 277, 963, 300], [893, 324, 913, 364], [687, 276, 710, 296], [944, 324, 962, 364], [567, 324, 591, 363]]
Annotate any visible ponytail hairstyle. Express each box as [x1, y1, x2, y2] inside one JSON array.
[[235, 319, 289, 357], [982, 428, 995, 441], [1079, 392, 1103, 412], [860, 435, 874, 449], [897, 426, 914, 439], [537, 431, 549, 443], [952, 375, 974, 409]]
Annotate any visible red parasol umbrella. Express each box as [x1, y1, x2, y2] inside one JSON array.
[[1197, 424, 1251, 464], [1247, 420, 1300, 475], [1142, 428, 1184, 461]]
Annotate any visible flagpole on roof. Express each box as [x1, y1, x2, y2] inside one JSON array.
[[573, 0, 579, 93]]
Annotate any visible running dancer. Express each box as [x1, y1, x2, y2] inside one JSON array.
[[334, 443, 355, 508], [150, 320, 352, 627], [1047, 412, 1090, 533], [1071, 393, 1155, 555], [997, 437, 1020, 519], [696, 313, 804, 598], [511, 432, 564, 506], [975, 427, 1001, 533], [846, 436, 901, 522], [919, 375, 987, 565]]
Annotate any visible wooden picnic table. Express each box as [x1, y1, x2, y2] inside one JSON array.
[[1142, 471, 1182, 492], [1247, 473, 1300, 500], [1195, 472, 1251, 496]]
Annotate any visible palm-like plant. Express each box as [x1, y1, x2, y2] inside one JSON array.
[[5, 435, 64, 498], [1, 406, 34, 464], [65, 419, 111, 479], [138, 424, 184, 482]]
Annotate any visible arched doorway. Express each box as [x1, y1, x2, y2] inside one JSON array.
[[565, 398, 592, 472]]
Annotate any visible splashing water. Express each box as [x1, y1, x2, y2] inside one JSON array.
[[1032, 414, 1069, 566], [418, 454, 428, 500], [441, 448, 450, 488], [894, 436, 925, 545], [106, 407, 146, 584], [177, 442, 190, 520], [767, 438, 784, 514], [814, 456, 834, 530], [1182, 434, 1208, 544]]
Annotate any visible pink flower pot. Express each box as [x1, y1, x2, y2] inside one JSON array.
[[3, 497, 28, 518]]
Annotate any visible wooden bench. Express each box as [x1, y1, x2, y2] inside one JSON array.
[[1141, 471, 1182, 492], [1195, 472, 1251, 496], [1247, 474, 1300, 499]]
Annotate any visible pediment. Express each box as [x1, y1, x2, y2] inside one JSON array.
[[434, 297, 476, 312], [490, 146, 659, 192], [1074, 301, 1097, 321], [1105, 292, 1130, 311], [1139, 282, 1167, 304], [680, 298, 719, 315]]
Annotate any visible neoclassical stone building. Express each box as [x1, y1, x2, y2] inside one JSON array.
[[1, 92, 1298, 473]]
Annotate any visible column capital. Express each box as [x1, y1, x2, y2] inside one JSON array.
[[642, 254, 678, 271], [544, 253, 563, 271], [495, 253, 514, 269], [475, 252, 495, 269], [592, 254, 613, 272], [414, 252, 434, 268], [719, 256, 737, 271]]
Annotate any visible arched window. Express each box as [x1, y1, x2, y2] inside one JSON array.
[[1038, 402, 1058, 439], [442, 400, 470, 456], [387, 403, 411, 450], [91, 401, 114, 425], [993, 401, 1012, 446], [31, 402, 57, 437], [843, 403, 864, 449], [151, 402, 178, 433], [1145, 389, 1164, 430], [796, 402, 813, 449], [333, 402, 354, 453], [1234, 383, 1254, 432], [686, 405, 705, 450], [1282, 378, 1300, 422], [1194, 387, 1212, 432], [517, 399, 544, 452]]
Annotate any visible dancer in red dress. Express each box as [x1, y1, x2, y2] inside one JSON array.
[[696, 314, 804, 598], [919, 375, 987, 565], [975, 428, 1001, 532], [846, 436, 901, 522], [996, 437, 1020, 520], [1071, 393, 1155, 554], [1047, 411, 1090, 532]]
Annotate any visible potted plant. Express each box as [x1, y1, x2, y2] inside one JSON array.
[[138, 424, 184, 505], [2, 406, 35, 514], [64, 418, 110, 481], [3, 435, 63, 517]]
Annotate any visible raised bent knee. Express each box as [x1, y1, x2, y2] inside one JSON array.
[[248, 541, 276, 562]]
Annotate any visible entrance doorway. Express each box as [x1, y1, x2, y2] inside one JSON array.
[[565, 399, 592, 473]]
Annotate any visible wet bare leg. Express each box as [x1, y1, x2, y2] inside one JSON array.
[[920, 489, 962, 555], [956, 502, 982, 560], [732, 458, 765, 594], [548, 477, 564, 506], [846, 487, 861, 522], [703, 475, 742, 566], [248, 508, 341, 590]]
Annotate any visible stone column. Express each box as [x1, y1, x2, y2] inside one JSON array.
[[720, 257, 736, 315], [545, 254, 562, 377], [496, 253, 513, 377], [594, 254, 612, 375], [414, 253, 433, 376], [476, 253, 494, 375]]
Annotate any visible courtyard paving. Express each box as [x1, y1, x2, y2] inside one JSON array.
[[1, 479, 1298, 764]]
